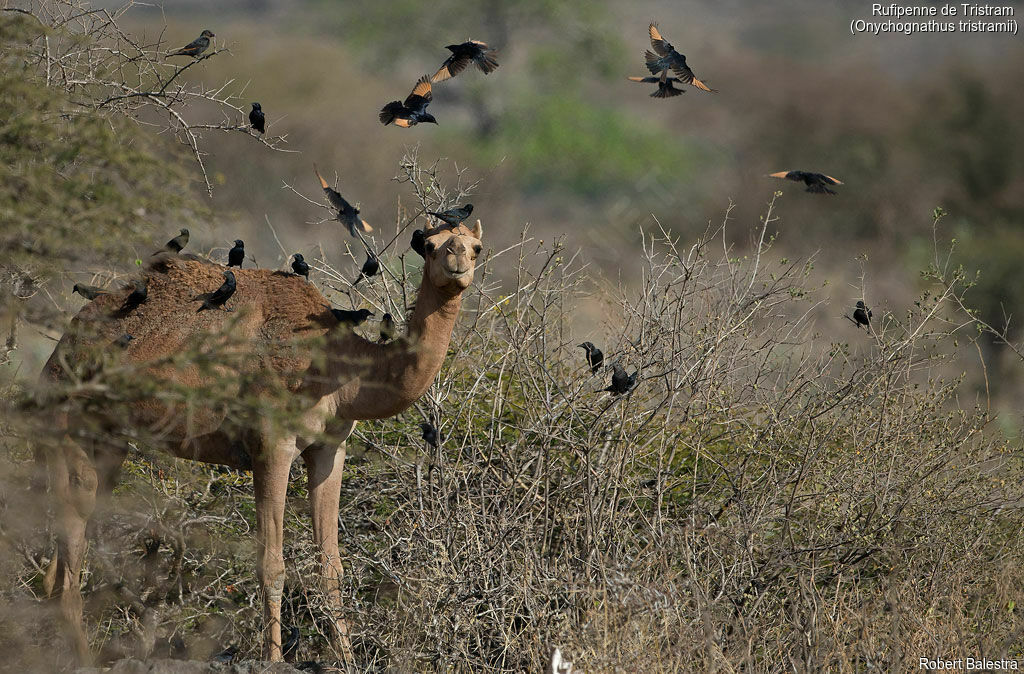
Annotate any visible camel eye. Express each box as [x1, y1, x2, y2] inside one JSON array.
[[425, 241, 436, 255], [473, 244, 482, 256]]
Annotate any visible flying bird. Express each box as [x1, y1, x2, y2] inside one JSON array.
[[431, 40, 499, 83], [249, 102, 265, 134], [194, 270, 236, 312], [292, 253, 309, 281], [645, 23, 716, 92], [169, 29, 214, 58], [227, 239, 245, 268], [378, 313, 396, 343], [769, 171, 844, 195], [603, 364, 637, 395], [313, 165, 373, 237], [427, 204, 474, 227], [379, 76, 438, 128], [628, 69, 684, 98], [72, 283, 108, 300], [119, 279, 148, 314], [578, 342, 604, 373], [411, 229, 427, 258], [330, 307, 373, 327], [156, 228, 189, 255], [420, 422, 442, 448], [853, 301, 872, 329], [353, 253, 380, 287]]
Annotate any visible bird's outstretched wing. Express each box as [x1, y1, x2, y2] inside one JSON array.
[[404, 76, 433, 108], [649, 23, 675, 57]]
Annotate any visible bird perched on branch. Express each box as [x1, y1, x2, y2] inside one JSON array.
[[411, 229, 427, 258], [73, 284, 108, 300], [427, 204, 474, 227], [353, 253, 380, 287], [378, 313, 396, 344], [769, 170, 844, 195], [155, 228, 189, 255], [169, 30, 214, 58], [210, 645, 237, 664], [227, 239, 245, 268], [194, 270, 236, 312], [313, 165, 373, 237], [249, 102, 265, 134], [603, 364, 637, 395], [330, 307, 374, 328], [282, 626, 299, 662], [119, 279, 148, 314], [420, 422, 443, 448], [291, 253, 309, 281], [578, 342, 604, 373], [379, 76, 438, 128], [853, 301, 872, 329], [628, 69, 684, 98], [645, 23, 716, 92], [431, 40, 500, 82]]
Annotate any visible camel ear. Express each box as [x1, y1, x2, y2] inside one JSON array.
[[471, 219, 482, 240]]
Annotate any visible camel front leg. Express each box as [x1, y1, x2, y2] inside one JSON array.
[[303, 424, 355, 665], [253, 436, 299, 662]]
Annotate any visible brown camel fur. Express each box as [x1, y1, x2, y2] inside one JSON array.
[[38, 220, 484, 664]]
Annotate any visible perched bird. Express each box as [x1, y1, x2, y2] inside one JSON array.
[[282, 626, 300, 662], [853, 301, 872, 329], [411, 229, 427, 258], [627, 69, 684, 98], [379, 76, 438, 128], [353, 253, 380, 287], [604, 364, 638, 395], [420, 422, 442, 448], [72, 283, 108, 300], [578, 342, 604, 373], [427, 204, 474, 227], [227, 239, 245, 268], [156, 228, 190, 255], [645, 23, 716, 92], [119, 279, 148, 313], [431, 40, 500, 83], [249, 102, 265, 134], [169, 29, 214, 58], [113, 334, 134, 349], [313, 165, 373, 237], [292, 253, 310, 281], [194, 270, 236, 313], [330, 307, 374, 327], [211, 645, 238, 664], [769, 170, 844, 195], [378, 313, 396, 343]]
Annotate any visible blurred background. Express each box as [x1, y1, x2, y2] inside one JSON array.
[[8, 0, 1024, 422]]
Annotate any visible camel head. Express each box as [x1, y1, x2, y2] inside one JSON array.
[[422, 219, 483, 294]]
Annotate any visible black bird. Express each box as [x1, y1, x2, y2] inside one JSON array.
[[420, 422, 442, 448], [769, 170, 844, 195], [378, 313, 396, 343], [645, 23, 716, 92], [170, 29, 214, 58], [330, 307, 374, 327], [853, 301, 872, 329], [282, 626, 300, 662], [427, 204, 474, 227], [249, 102, 265, 134], [628, 69, 684, 98], [411, 229, 427, 258], [578, 342, 604, 373], [211, 645, 237, 664], [227, 239, 245, 267], [73, 283, 108, 300], [314, 165, 372, 237], [603, 364, 637, 395], [113, 334, 134, 349], [292, 253, 309, 281], [379, 76, 438, 128], [119, 279, 148, 313], [194, 270, 236, 312], [353, 252, 380, 286], [155, 228, 189, 255], [431, 40, 500, 82]]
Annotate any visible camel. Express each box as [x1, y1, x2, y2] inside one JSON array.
[[37, 220, 484, 664]]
